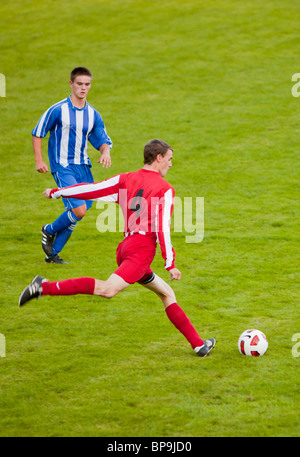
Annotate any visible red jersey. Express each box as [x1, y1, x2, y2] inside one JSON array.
[[50, 169, 176, 270]]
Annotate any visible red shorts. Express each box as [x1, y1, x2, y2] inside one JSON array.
[[114, 234, 156, 284]]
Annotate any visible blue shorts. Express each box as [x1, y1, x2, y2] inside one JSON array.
[[52, 164, 94, 211]]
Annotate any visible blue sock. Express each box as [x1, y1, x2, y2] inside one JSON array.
[[46, 210, 81, 235], [52, 225, 76, 256]]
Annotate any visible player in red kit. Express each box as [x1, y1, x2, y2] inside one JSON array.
[[19, 139, 216, 357]]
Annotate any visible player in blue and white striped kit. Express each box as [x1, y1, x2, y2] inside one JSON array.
[[32, 67, 112, 263]]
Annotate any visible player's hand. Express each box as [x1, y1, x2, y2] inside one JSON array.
[[169, 268, 181, 281], [98, 151, 111, 168], [36, 160, 49, 173], [43, 189, 52, 198]]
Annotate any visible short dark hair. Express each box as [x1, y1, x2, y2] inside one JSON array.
[[144, 139, 173, 165], [70, 67, 92, 82]]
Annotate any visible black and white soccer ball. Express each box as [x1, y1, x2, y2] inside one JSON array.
[[238, 329, 268, 356]]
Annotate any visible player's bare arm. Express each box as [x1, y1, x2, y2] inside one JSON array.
[[32, 136, 49, 173], [98, 143, 111, 168]]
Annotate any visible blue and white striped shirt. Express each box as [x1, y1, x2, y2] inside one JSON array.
[[32, 96, 112, 171]]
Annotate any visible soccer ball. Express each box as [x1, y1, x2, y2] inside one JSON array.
[[238, 329, 268, 356]]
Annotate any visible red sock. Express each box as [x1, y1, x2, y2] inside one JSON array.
[[42, 277, 95, 296], [165, 302, 204, 349]]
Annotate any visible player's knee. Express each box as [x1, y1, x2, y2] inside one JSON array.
[[72, 205, 87, 220], [94, 279, 123, 299], [103, 289, 117, 299], [157, 287, 176, 307], [163, 283, 176, 300], [100, 284, 119, 299]]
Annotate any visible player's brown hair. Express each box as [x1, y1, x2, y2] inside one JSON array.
[[70, 67, 92, 82], [144, 139, 173, 165]]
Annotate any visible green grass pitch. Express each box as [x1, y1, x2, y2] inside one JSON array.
[[0, 0, 299, 437]]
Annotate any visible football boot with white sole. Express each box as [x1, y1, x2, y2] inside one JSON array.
[[19, 275, 47, 306], [194, 338, 216, 357]]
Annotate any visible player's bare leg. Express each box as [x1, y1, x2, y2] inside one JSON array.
[[141, 273, 176, 309], [93, 274, 130, 298]]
